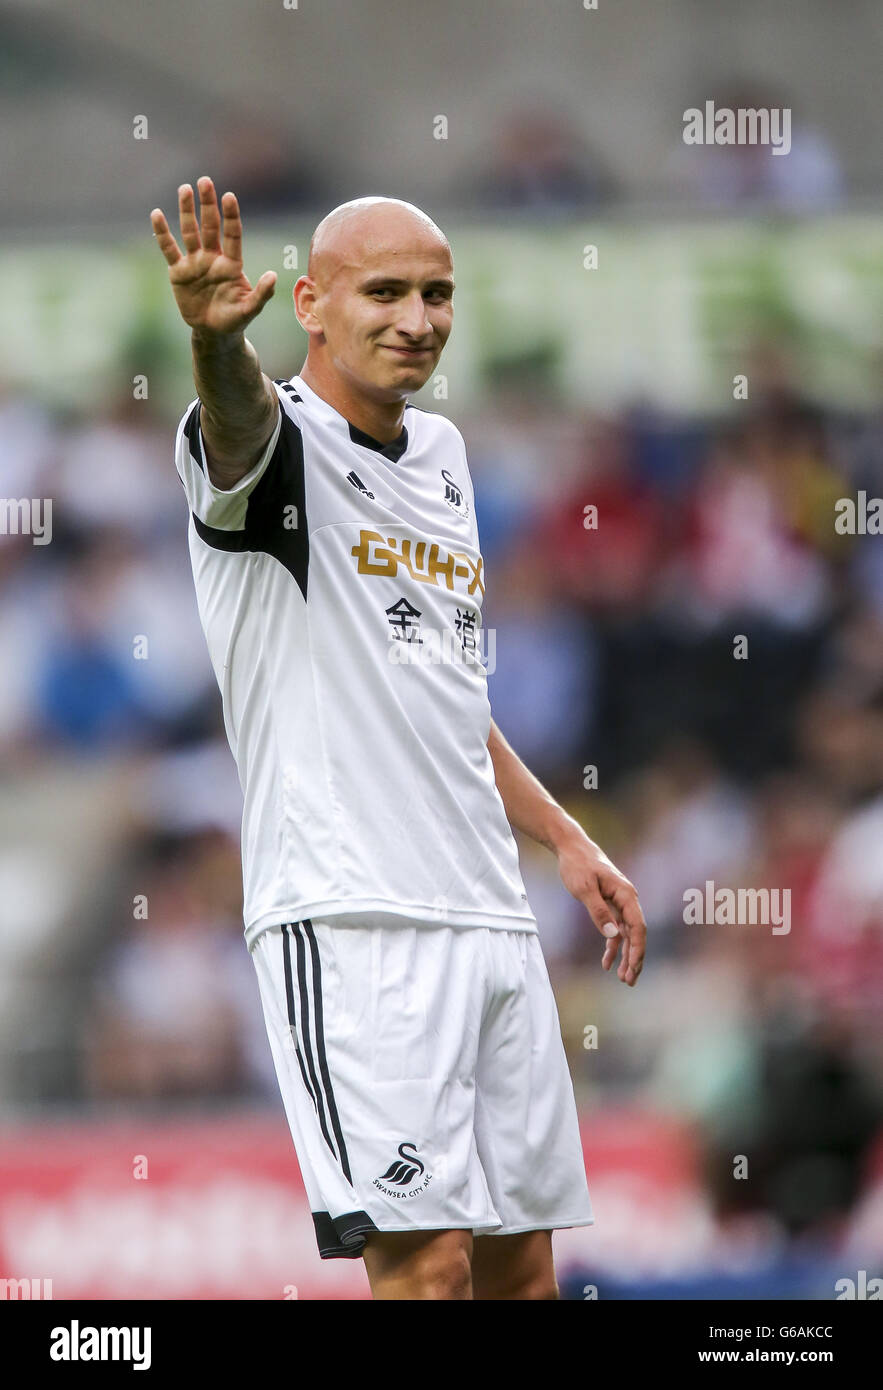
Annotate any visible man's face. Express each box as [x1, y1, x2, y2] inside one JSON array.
[[300, 221, 454, 402]]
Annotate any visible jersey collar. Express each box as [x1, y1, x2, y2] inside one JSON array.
[[347, 420, 408, 464], [291, 374, 410, 464]]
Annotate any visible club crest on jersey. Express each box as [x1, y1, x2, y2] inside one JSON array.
[[373, 1142, 432, 1199], [441, 469, 469, 517]]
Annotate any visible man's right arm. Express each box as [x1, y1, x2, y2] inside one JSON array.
[[191, 328, 279, 490], [151, 177, 281, 490]]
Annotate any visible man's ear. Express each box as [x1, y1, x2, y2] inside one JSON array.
[[293, 275, 320, 333]]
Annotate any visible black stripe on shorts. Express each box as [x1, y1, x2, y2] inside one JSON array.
[[282, 921, 353, 1183]]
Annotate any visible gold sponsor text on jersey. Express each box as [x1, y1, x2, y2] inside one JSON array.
[[351, 529, 484, 596]]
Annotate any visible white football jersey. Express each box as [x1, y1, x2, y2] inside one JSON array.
[[174, 372, 537, 948]]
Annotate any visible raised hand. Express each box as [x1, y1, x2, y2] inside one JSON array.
[[150, 177, 277, 336]]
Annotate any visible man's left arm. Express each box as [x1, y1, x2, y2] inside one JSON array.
[[487, 718, 646, 986]]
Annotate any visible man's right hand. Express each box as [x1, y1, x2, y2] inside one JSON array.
[[150, 177, 277, 336]]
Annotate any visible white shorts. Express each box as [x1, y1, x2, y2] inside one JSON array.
[[250, 918, 594, 1259]]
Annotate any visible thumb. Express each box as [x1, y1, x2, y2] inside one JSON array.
[[584, 884, 621, 939], [245, 270, 277, 316]]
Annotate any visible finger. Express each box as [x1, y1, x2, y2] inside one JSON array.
[[581, 884, 623, 974], [150, 208, 182, 266], [625, 955, 643, 986], [601, 931, 621, 972], [612, 924, 644, 986], [583, 883, 621, 941], [197, 175, 221, 253], [617, 901, 647, 983], [177, 183, 201, 253], [607, 917, 633, 981], [243, 270, 278, 318], [623, 922, 645, 981], [616, 889, 647, 946], [603, 880, 647, 983], [618, 940, 634, 983], [221, 191, 243, 263]]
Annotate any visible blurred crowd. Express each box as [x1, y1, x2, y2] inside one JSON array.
[[210, 92, 845, 221], [0, 333, 881, 1254]]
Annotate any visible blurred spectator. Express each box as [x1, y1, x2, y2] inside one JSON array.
[[0, 383, 56, 499], [84, 830, 275, 1102], [729, 1000, 880, 1239], [617, 737, 755, 940], [485, 538, 599, 779], [49, 394, 180, 537], [537, 414, 670, 614], [668, 81, 844, 212], [662, 424, 831, 630], [465, 106, 615, 214], [806, 793, 883, 1017], [210, 117, 330, 215], [796, 690, 883, 803]]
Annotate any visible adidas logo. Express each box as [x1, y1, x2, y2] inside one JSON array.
[[346, 470, 375, 499]]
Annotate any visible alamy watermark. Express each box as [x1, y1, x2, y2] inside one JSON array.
[[683, 880, 791, 934], [386, 622, 496, 674], [0, 498, 52, 544], [1, 1276, 53, 1299], [50, 1321, 151, 1370], [834, 491, 882, 535], [683, 101, 791, 156]]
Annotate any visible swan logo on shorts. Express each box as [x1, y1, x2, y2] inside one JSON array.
[[373, 1142, 433, 1199]]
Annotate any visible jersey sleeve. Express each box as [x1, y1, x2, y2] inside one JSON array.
[[174, 389, 284, 530]]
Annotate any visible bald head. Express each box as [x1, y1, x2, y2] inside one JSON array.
[[307, 197, 450, 282], [294, 195, 454, 408]]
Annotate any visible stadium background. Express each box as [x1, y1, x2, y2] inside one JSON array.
[[1, 0, 882, 1299]]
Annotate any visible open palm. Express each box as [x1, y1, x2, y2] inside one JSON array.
[[150, 176, 277, 335]]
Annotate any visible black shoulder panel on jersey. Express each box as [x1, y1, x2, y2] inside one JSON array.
[[191, 408, 310, 602], [183, 400, 205, 473]]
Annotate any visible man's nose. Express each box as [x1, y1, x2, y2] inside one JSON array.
[[395, 293, 432, 339]]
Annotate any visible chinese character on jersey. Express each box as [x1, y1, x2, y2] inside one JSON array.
[[455, 607, 478, 652], [386, 596, 423, 643]]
